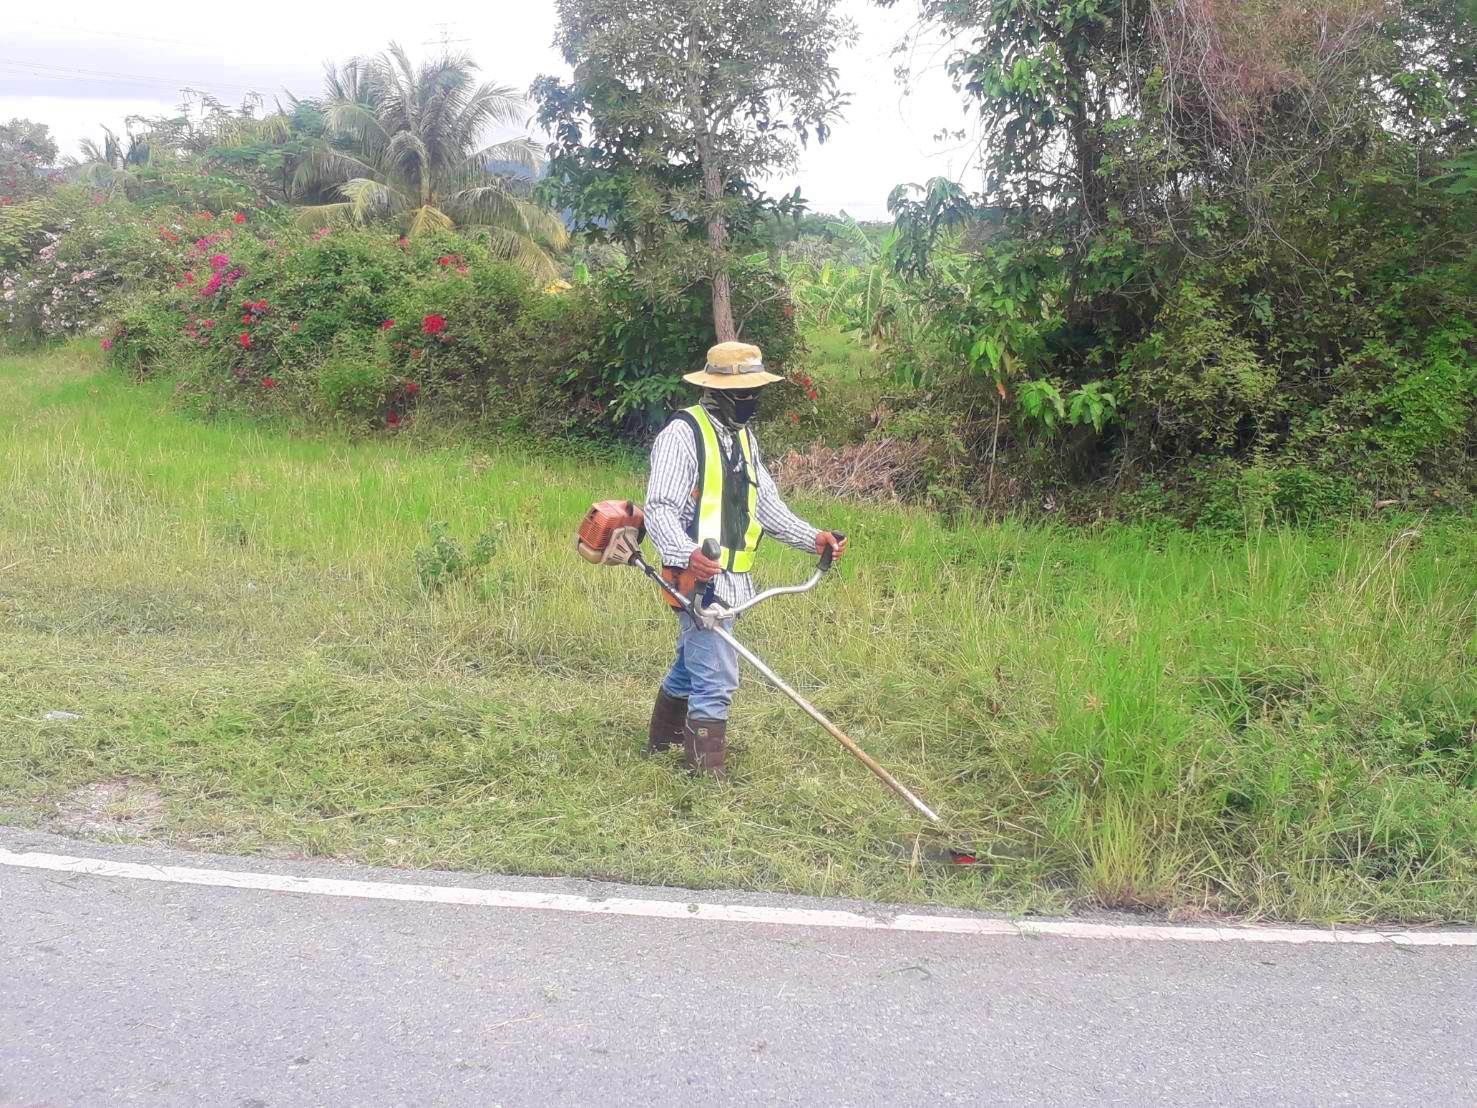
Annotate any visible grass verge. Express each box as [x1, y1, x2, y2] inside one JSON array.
[[2, 344, 1475, 922]]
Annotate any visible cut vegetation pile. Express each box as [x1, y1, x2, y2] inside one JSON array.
[[2, 346, 1474, 923]]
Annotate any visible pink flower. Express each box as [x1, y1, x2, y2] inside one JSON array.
[[421, 314, 446, 335], [381, 319, 395, 330], [234, 213, 247, 224], [262, 376, 276, 388], [202, 319, 214, 329], [209, 254, 230, 270], [100, 338, 113, 351], [405, 380, 420, 396], [239, 332, 251, 348]]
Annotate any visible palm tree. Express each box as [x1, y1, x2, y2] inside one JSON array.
[[70, 125, 154, 197], [294, 43, 567, 277]]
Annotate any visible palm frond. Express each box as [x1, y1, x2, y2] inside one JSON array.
[[291, 146, 383, 199], [339, 177, 412, 222], [473, 226, 562, 281], [405, 204, 455, 238], [294, 202, 353, 230], [458, 136, 543, 178]]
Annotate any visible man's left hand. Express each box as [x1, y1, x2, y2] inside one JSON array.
[[816, 531, 848, 562]]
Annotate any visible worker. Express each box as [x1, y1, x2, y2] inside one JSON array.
[[643, 341, 847, 779]]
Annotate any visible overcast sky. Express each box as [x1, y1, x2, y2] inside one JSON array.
[[3, 2, 981, 220]]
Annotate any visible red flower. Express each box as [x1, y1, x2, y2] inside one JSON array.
[[242, 314, 252, 324], [233, 213, 247, 224], [382, 319, 395, 330], [422, 314, 447, 335], [202, 319, 214, 329], [405, 380, 420, 396], [789, 411, 799, 424], [262, 376, 276, 388], [437, 256, 452, 267], [397, 237, 409, 249], [290, 322, 299, 333], [239, 332, 251, 348], [807, 388, 818, 401], [159, 227, 180, 242], [185, 271, 195, 284], [101, 338, 113, 351], [387, 411, 402, 428]]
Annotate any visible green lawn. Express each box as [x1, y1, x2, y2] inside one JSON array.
[[2, 344, 1475, 923]]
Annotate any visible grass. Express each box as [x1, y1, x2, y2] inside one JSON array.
[[2, 343, 1476, 923]]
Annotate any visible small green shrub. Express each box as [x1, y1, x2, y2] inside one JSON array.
[[413, 521, 503, 593], [315, 334, 394, 419]]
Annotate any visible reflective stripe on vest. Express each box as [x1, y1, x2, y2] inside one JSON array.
[[679, 405, 762, 573]]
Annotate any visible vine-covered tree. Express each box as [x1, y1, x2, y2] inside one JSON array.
[[0, 118, 59, 200], [535, 0, 855, 341]]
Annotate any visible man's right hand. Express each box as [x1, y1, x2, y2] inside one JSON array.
[[688, 545, 723, 582]]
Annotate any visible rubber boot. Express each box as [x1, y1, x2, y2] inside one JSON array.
[[683, 717, 727, 780], [647, 688, 689, 754]]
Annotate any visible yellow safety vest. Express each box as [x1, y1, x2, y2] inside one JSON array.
[[674, 404, 763, 573]]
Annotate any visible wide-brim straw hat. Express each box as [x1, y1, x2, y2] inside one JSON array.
[[682, 341, 784, 389]]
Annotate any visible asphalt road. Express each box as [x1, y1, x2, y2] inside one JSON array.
[[2, 827, 1474, 1107]]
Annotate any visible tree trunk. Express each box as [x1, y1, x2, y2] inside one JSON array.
[[687, 21, 736, 344], [702, 154, 737, 342]]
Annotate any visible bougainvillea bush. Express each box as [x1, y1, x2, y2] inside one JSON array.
[[96, 215, 798, 437]]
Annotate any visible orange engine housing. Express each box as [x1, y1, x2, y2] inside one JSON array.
[[576, 500, 646, 564]]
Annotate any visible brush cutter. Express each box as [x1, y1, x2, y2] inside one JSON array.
[[577, 500, 978, 866]]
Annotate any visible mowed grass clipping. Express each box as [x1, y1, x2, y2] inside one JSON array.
[[2, 344, 1475, 923]]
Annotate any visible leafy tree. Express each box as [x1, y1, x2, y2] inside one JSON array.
[[0, 118, 60, 200], [535, 0, 854, 340], [295, 43, 568, 277], [877, 0, 1477, 500]]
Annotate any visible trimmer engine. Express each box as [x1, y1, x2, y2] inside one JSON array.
[[576, 499, 646, 566]]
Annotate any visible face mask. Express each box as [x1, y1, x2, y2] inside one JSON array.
[[703, 389, 760, 428]]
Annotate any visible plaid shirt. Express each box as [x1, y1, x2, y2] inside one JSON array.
[[645, 417, 820, 606]]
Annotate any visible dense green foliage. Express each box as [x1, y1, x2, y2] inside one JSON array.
[[877, 0, 1477, 514]]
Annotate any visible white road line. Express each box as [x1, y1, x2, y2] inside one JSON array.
[[3, 847, 1475, 947]]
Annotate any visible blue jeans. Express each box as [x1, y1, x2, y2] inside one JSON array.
[[660, 611, 740, 721]]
